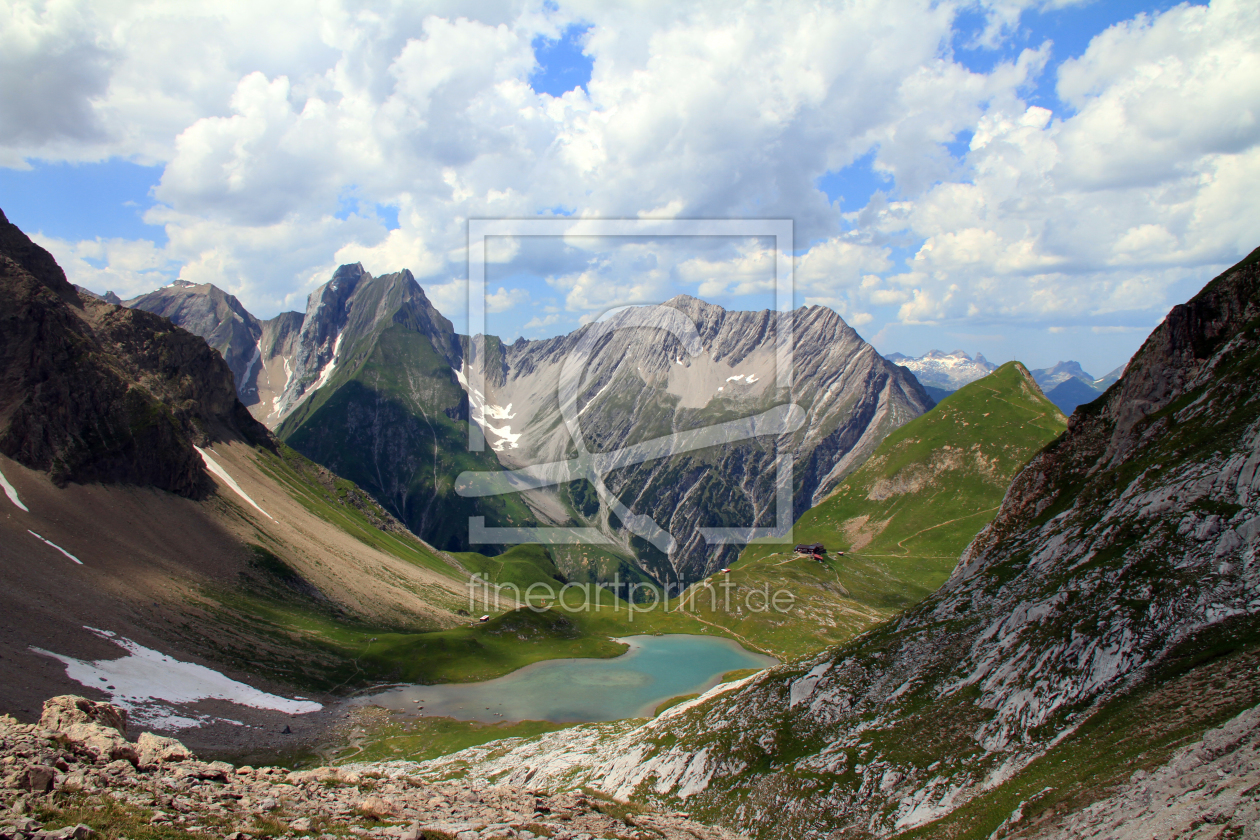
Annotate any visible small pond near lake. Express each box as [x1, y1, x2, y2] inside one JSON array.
[[354, 634, 777, 723]]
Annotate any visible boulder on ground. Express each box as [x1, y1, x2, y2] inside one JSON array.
[[39, 696, 126, 735], [19, 764, 56, 793], [137, 732, 192, 766], [287, 766, 360, 785], [39, 696, 138, 765], [356, 795, 398, 819]]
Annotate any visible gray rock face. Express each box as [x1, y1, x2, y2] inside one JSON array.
[[1021, 702, 1260, 839], [404, 248, 1260, 837], [477, 295, 932, 579], [125, 281, 306, 426]]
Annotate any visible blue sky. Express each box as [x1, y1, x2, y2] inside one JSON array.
[[1, 0, 1254, 377]]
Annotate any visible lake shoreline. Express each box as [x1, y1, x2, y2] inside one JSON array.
[[350, 633, 777, 726]]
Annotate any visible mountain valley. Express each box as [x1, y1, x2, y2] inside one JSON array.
[[6, 201, 1260, 840], [0, 209, 671, 756]]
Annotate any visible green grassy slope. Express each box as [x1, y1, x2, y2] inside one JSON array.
[[196, 451, 726, 694], [451, 544, 567, 591], [687, 362, 1066, 660]]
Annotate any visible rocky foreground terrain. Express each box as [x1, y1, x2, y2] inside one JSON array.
[[0, 697, 746, 840]]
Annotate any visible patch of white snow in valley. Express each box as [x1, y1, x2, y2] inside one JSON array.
[[32, 627, 321, 730], [195, 447, 274, 520], [28, 531, 81, 564], [0, 467, 28, 511], [454, 367, 522, 450], [726, 374, 745, 382]]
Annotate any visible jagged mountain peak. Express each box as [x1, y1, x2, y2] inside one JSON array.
[[274, 263, 460, 425], [0, 208, 268, 496], [1030, 359, 1094, 388]]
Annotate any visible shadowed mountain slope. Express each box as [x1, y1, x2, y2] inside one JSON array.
[[0, 210, 476, 750], [0, 210, 269, 497], [271, 264, 532, 555]]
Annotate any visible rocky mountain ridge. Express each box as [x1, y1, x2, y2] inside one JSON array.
[[884, 350, 996, 393], [131, 268, 933, 581], [0, 209, 268, 497], [125, 281, 304, 427], [395, 248, 1260, 837], [478, 294, 933, 579]]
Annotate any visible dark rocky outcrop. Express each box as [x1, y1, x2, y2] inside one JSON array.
[[0, 208, 270, 496], [125, 282, 305, 425]]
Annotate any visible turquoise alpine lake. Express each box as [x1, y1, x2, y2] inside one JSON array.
[[354, 634, 777, 723]]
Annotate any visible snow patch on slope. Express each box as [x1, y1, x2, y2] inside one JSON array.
[[32, 627, 321, 730], [0, 466, 28, 512], [27, 531, 82, 565], [195, 447, 274, 520], [312, 332, 344, 391], [240, 342, 262, 395]]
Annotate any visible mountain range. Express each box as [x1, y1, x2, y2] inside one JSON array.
[[887, 349, 1127, 415], [884, 350, 996, 401], [124, 268, 934, 583]]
